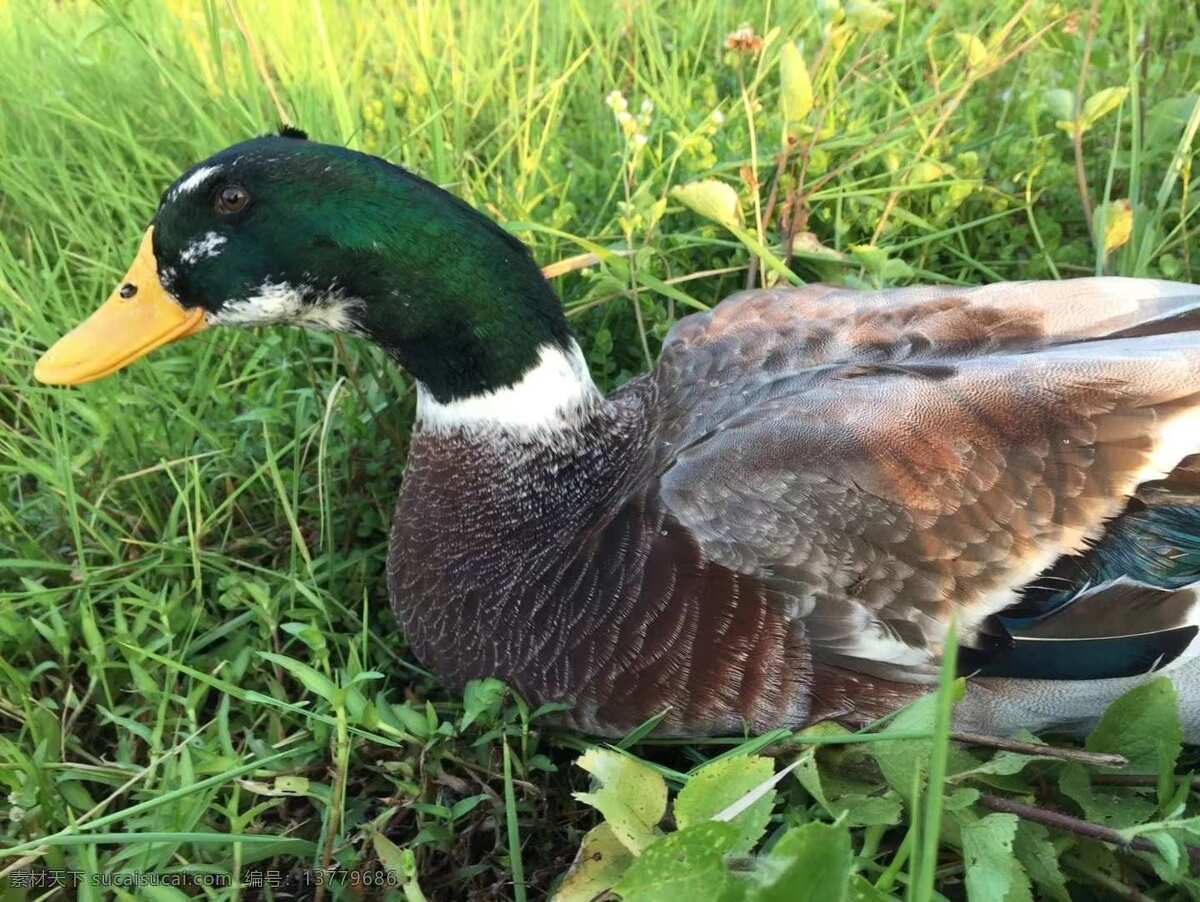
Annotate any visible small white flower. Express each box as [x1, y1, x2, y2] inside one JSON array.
[[641, 99, 655, 115], [633, 133, 649, 147], [605, 90, 628, 113], [616, 110, 633, 125], [711, 109, 726, 126]]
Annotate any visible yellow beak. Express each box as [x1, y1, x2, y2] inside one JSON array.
[[34, 228, 208, 386]]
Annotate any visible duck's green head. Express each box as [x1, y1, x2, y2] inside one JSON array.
[[35, 132, 575, 405]]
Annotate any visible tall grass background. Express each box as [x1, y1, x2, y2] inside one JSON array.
[[1, 0, 1198, 899]]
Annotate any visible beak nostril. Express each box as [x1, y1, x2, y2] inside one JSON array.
[[119, 283, 138, 300]]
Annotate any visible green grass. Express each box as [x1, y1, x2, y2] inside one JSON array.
[[1, 0, 1199, 898]]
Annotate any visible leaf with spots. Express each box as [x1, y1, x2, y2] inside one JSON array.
[[829, 793, 902, 827], [675, 755, 776, 853], [1059, 763, 1156, 830], [573, 748, 668, 854], [612, 821, 744, 901], [960, 813, 1033, 902], [1013, 822, 1069, 902], [554, 822, 634, 902]]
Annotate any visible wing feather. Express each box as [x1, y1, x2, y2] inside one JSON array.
[[654, 279, 1200, 679]]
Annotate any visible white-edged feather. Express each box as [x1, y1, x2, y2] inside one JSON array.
[[416, 340, 599, 436], [207, 281, 364, 333], [171, 164, 221, 199]]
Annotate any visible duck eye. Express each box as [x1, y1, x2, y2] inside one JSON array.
[[215, 185, 250, 215]]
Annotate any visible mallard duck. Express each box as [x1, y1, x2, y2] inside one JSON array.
[[36, 132, 1200, 740]]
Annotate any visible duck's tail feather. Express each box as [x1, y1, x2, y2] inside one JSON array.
[[964, 504, 1200, 681], [965, 578, 1200, 680]]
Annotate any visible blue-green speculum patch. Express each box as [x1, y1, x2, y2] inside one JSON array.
[[151, 133, 572, 402]]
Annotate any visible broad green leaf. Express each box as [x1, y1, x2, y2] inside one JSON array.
[[849, 244, 916, 282], [960, 813, 1032, 902], [460, 677, 506, 730], [1118, 817, 1200, 884], [372, 833, 427, 902], [554, 823, 634, 902], [869, 683, 967, 801], [574, 748, 668, 854], [258, 651, 338, 704], [1147, 95, 1200, 149], [1093, 199, 1133, 255], [671, 179, 741, 229], [1087, 677, 1182, 797], [944, 787, 981, 811], [780, 41, 813, 143], [372, 829, 409, 873], [1013, 822, 1070, 902], [829, 793, 901, 827], [280, 621, 327, 653], [675, 754, 775, 853], [393, 702, 431, 739], [613, 821, 743, 900], [793, 747, 831, 810], [951, 732, 1058, 782], [450, 794, 489, 820], [849, 243, 888, 271], [1043, 88, 1075, 122], [1059, 762, 1156, 829], [744, 821, 852, 902]]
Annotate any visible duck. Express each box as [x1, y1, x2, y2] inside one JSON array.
[[35, 130, 1200, 740]]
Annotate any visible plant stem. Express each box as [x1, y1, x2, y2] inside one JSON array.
[[950, 732, 1127, 768], [316, 701, 351, 902], [977, 793, 1200, 870]]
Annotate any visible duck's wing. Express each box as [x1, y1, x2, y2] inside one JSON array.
[[653, 278, 1200, 681]]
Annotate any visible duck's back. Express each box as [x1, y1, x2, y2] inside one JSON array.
[[647, 278, 1200, 736]]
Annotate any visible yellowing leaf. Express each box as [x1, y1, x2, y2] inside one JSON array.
[[845, 0, 894, 33], [573, 748, 667, 854], [554, 822, 634, 902], [1058, 85, 1130, 134], [1082, 86, 1131, 127], [273, 775, 310, 794], [780, 41, 813, 143], [670, 179, 741, 229], [827, 23, 855, 54], [955, 32, 990, 68], [1093, 199, 1133, 256], [910, 160, 946, 183]]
